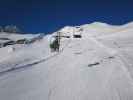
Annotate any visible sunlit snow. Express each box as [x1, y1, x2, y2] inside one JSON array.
[[0, 22, 133, 100]]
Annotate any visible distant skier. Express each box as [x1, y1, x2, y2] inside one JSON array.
[[50, 36, 60, 52]]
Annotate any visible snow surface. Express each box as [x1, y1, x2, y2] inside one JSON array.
[[0, 22, 133, 100]]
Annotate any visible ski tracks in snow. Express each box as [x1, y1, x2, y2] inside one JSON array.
[[0, 38, 72, 76], [91, 37, 133, 100]]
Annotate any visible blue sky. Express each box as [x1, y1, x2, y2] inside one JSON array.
[[0, 0, 133, 34]]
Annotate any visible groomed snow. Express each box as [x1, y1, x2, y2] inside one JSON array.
[[0, 22, 133, 100]]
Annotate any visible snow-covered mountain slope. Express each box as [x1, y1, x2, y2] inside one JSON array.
[[0, 32, 39, 41], [1, 22, 133, 100]]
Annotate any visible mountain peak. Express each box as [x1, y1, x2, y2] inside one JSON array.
[[90, 22, 109, 26]]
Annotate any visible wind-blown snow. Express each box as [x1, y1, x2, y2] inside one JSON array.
[[0, 22, 133, 100]]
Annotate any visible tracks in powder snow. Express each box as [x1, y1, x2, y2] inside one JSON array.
[[91, 37, 133, 82], [90, 37, 133, 100], [1, 36, 133, 84], [0, 39, 72, 76], [0, 52, 60, 76]]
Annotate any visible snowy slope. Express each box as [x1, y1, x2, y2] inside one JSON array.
[[0, 22, 133, 100]]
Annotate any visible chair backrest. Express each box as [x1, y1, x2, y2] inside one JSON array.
[[73, 34, 82, 38]]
